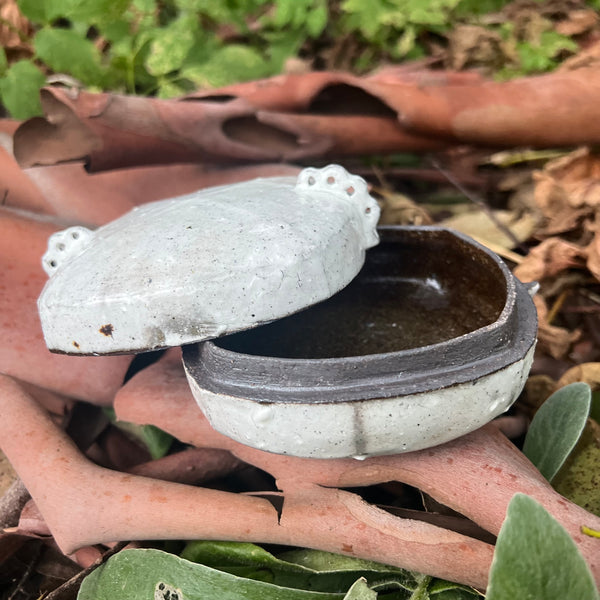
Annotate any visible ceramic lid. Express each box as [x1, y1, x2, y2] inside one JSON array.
[[38, 165, 380, 355]]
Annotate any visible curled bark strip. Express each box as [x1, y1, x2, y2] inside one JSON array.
[[0, 375, 493, 589], [114, 351, 600, 588], [23, 161, 300, 226], [258, 112, 446, 155], [0, 208, 132, 404], [127, 447, 242, 485], [196, 68, 600, 148], [369, 68, 600, 147], [14, 68, 600, 172], [14, 88, 329, 171]]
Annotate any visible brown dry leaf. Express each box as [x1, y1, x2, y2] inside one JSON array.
[[558, 362, 600, 390], [555, 8, 600, 36], [531, 147, 600, 235], [586, 231, 600, 282], [533, 173, 590, 236], [561, 39, 600, 71], [523, 374, 559, 416], [439, 209, 539, 251], [533, 294, 581, 360], [0, 0, 32, 52], [446, 24, 506, 72], [538, 148, 600, 208], [513, 237, 587, 282], [376, 189, 433, 226]]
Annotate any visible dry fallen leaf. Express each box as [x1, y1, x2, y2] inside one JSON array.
[[513, 237, 587, 282], [446, 24, 506, 73], [533, 294, 581, 360], [532, 148, 600, 236], [439, 209, 539, 251], [586, 231, 600, 282], [0, 0, 32, 52], [558, 362, 600, 390]]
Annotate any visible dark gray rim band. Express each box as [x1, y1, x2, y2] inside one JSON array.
[[183, 226, 538, 404]]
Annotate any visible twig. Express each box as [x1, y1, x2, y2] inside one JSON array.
[[44, 541, 129, 600], [547, 289, 570, 325], [0, 478, 30, 529], [429, 157, 528, 254]]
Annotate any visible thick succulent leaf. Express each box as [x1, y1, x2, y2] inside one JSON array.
[[523, 382, 591, 481], [77, 548, 347, 600], [486, 494, 599, 600]]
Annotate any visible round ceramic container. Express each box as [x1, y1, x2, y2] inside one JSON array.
[[183, 226, 538, 459], [37, 165, 380, 355]]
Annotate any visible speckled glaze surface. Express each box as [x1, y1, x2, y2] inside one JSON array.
[[38, 165, 380, 355], [184, 227, 538, 458]]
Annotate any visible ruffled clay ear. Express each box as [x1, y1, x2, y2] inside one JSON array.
[[295, 164, 380, 249]]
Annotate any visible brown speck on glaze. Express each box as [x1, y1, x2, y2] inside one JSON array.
[[99, 324, 114, 337], [72, 341, 80, 348]]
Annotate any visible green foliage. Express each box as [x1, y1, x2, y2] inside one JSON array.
[[117, 421, 173, 459], [78, 545, 478, 599], [486, 494, 599, 600], [522, 382, 591, 482], [104, 407, 174, 459], [34, 28, 104, 85], [0, 60, 45, 118]]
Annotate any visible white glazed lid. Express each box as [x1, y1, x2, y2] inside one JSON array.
[[38, 165, 380, 355]]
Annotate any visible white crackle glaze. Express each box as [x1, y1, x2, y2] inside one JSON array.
[[38, 165, 380, 354], [185, 345, 535, 459]]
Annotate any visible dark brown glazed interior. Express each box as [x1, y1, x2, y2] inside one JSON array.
[[216, 228, 507, 359], [185, 227, 537, 403]]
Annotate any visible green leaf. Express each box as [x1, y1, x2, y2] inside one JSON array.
[[35, 28, 103, 85], [0, 48, 7, 77], [17, 0, 50, 24], [118, 422, 173, 459], [523, 382, 591, 481], [0, 60, 45, 119], [47, 0, 130, 23], [591, 391, 600, 424], [145, 16, 197, 76], [157, 78, 190, 98], [486, 494, 599, 600], [306, 1, 328, 37], [182, 542, 478, 598], [342, 0, 404, 40], [181, 45, 268, 88], [343, 578, 376, 600], [77, 548, 347, 600], [262, 29, 305, 73], [105, 409, 173, 459]]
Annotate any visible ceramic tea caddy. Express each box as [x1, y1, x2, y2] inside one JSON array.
[[38, 165, 537, 459]]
